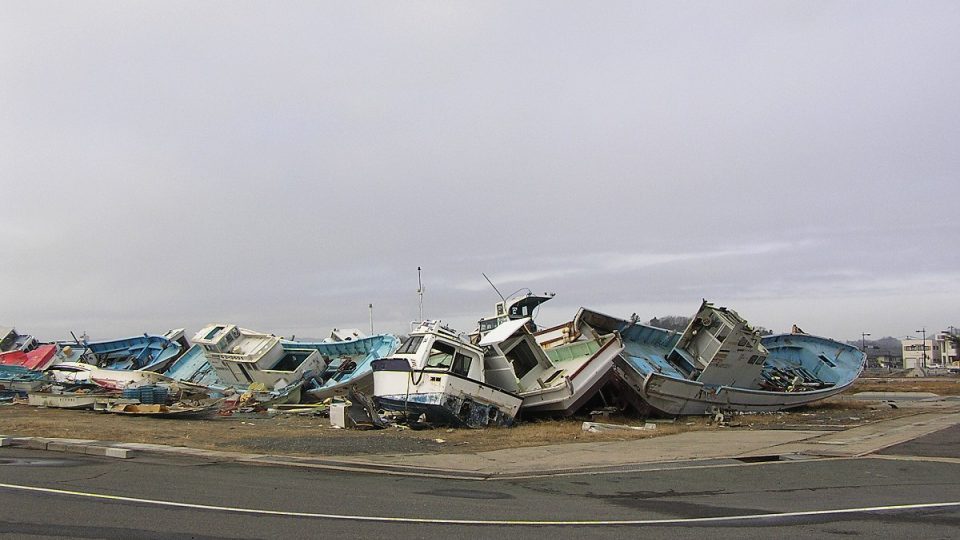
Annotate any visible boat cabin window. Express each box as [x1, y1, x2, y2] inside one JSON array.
[[426, 341, 456, 368], [509, 305, 529, 318], [505, 343, 539, 379], [396, 336, 423, 355], [204, 326, 225, 340], [451, 352, 472, 376], [714, 325, 731, 343], [478, 318, 499, 333]]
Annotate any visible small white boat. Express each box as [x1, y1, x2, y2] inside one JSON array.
[[372, 321, 522, 427], [27, 392, 101, 410], [45, 362, 174, 390]]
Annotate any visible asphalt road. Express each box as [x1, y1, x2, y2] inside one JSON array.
[[1, 447, 959, 539], [878, 424, 960, 458]]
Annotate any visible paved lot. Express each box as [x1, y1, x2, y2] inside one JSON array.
[[878, 424, 960, 459], [1, 447, 959, 539]]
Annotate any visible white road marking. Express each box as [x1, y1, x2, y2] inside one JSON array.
[[0, 482, 958, 526]]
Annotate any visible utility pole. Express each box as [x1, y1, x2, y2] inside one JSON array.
[[916, 327, 927, 368]]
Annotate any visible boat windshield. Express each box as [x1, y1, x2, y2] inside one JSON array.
[[451, 352, 472, 376], [396, 336, 423, 355], [426, 341, 456, 369]]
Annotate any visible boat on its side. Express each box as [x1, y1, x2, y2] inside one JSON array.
[[0, 343, 68, 372], [580, 302, 866, 415], [163, 344, 223, 390], [372, 321, 521, 428], [45, 362, 175, 390], [57, 329, 188, 372], [0, 364, 45, 394], [193, 324, 325, 394], [0, 327, 39, 353], [478, 313, 624, 416], [295, 332, 400, 401]]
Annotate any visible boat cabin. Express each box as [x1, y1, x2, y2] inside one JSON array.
[[0, 327, 38, 353], [477, 318, 556, 393], [193, 324, 326, 390], [475, 292, 555, 336], [390, 321, 484, 381], [667, 301, 769, 387]]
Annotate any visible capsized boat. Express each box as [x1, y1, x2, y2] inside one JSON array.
[[372, 320, 522, 427], [57, 329, 188, 371], [45, 362, 175, 390], [0, 343, 69, 372], [580, 301, 866, 415], [0, 364, 45, 394], [478, 312, 624, 416], [294, 331, 400, 401], [162, 344, 223, 390], [0, 327, 39, 353]]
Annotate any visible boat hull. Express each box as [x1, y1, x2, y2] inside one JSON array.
[[581, 308, 867, 416], [373, 360, 520, 428], [613, 355, 861, 415], [27, 393, 100, 410]]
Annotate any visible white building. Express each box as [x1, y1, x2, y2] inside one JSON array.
[[901, 338, 940, 369], [936, 332, 959, 367]]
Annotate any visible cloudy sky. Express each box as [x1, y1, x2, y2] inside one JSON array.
[[1, 2, 957, 342]]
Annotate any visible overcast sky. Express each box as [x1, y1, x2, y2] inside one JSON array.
[[1, 2, 957, 343]]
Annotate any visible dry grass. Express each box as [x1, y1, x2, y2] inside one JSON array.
[[851, 377, 960, 395], [0, 382, 937, 457]]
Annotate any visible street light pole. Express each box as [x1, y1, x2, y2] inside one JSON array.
[[861, 332, 871, 352], [916, 327, 927, 368]]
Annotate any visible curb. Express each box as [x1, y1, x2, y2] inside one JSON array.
[[3, 437, 133, 459], [0, 434, 807, 480]]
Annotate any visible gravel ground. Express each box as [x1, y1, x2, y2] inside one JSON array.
[[0, 392, 921, 457]]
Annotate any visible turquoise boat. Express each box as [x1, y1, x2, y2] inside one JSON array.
[[297, 333, 400, 401], [579, 301, 866, 415]]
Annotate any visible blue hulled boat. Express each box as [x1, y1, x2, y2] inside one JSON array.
[[579, 302, 866, 415]]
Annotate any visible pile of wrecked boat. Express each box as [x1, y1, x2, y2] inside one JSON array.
[[0, 295, 865, 428]]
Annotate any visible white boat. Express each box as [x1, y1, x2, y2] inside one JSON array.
[[0, 327, 39, 353], [192, 324, 326, 392], [372, 321, 522, 427], [476, 314, 624, 415], [474, 291, 555, 337], [45, 362, 174, 390], [27, 392, 101, 410], [579, 302, 867, 415]]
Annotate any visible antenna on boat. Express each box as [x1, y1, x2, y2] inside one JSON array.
[[417, 267, 424, 322], [482, 272, 506, 302], [369, 303, 374, 334]]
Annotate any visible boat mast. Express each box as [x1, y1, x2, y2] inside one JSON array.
[[369, 303, 374, 334], [482, 272, 506, 302], [417, 266, 424, 322]]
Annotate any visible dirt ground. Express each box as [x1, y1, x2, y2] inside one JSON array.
[[1, 378, 940, 457], [850, 377, 960, 395]]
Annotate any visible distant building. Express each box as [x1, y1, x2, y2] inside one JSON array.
[[902, 338, 940, 369], [936, 332, 959, 367], [873, 353, 903, 369]]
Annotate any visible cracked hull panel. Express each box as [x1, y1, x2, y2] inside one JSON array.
[[376, 392, 516, 428]]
